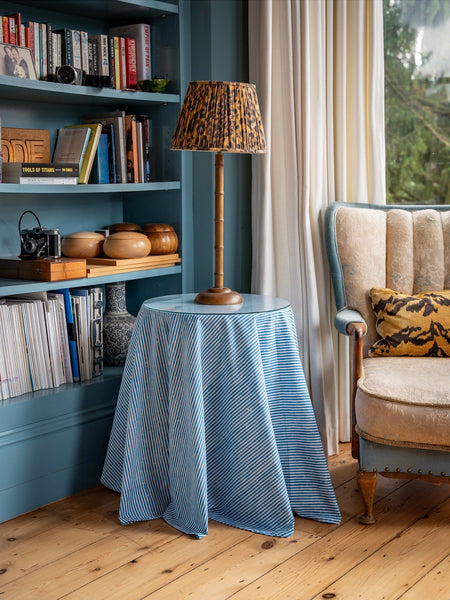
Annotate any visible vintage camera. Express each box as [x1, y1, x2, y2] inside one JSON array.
[[55, 64, 84, 85], [19, 211, 61, 260]]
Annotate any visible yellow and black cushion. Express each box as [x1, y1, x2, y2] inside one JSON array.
[[368, 288, 450, 357]]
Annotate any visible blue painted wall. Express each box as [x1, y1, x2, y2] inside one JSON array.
[[189, 0, 252, 295]]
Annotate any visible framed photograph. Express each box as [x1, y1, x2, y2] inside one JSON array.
[[0, 42, 37, 80]]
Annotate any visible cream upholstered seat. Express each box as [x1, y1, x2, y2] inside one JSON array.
[[325, 202, 450, 524]]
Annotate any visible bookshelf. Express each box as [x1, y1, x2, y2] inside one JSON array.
[[0, 0, 189, 522]]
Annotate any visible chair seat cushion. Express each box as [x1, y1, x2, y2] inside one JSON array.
[[355, 357, 450, 451]]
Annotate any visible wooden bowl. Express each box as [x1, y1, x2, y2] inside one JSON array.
[[109, 222, 141, 233], [103, 231, 151, 259], [142, 223, 178, 255], [61, 231, 105, 258]]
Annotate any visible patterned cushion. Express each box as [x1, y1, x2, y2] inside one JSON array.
[[368, 288, 450, 357]]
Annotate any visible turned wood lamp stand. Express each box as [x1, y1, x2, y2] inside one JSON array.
[[171, 81, 267, 305]]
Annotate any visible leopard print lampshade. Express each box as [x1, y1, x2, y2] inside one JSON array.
[[171, 81, 266, 154]]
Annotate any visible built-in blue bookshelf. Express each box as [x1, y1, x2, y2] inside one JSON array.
[[0, 0, 189, 523]]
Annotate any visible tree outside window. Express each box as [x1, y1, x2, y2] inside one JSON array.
[[384, 0, 450, 205]]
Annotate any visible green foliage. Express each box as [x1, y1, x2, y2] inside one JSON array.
[[384, 0, 450, 205]]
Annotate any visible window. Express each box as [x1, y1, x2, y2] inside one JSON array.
[[384, 0, 450, 205]]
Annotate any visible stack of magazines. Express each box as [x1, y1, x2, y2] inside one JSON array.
[[0, 286, 103, 400]]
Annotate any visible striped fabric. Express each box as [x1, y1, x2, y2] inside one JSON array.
[[101, 294, 340, 538]]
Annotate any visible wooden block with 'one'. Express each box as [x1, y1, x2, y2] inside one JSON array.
[[1, 127, 51, 163], [0, 257, 86, 281]]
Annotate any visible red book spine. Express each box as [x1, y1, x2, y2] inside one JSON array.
[[125, 37, 137, 89], [2, 17, 9, 43], [8, 13, 21, 44]]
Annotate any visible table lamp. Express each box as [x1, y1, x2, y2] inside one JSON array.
[[171, 81, 267, 305]]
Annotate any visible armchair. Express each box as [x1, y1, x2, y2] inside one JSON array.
[[325, 202, 450, 524]]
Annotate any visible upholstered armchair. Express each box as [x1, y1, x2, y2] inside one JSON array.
[[324, 202, 450, 524]]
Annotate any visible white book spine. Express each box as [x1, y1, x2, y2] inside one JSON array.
[[71, 29, 82, 69], [80, 30, 89, 74]]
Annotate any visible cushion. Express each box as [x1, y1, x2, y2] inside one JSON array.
[[356, 357, 450, 450], [368, 288, 450, 357]]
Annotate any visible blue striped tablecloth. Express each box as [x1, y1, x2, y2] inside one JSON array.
[[101, 294, 340, 537]]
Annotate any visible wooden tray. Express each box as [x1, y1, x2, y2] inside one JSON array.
[[86, 255, 181, 278], [86, 253, 180, 267]]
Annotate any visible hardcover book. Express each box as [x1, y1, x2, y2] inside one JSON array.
[[2, 162, 79, 183], [83, 111, 126, 184], [53, 126, 91, 169], [66, 123, 102, 183], [109, 23, 151, 81]]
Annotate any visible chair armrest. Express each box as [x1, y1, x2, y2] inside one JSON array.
[[334, 308, 367, 336]]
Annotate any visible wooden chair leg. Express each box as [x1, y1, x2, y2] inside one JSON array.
[[357, 469, 377, 525]]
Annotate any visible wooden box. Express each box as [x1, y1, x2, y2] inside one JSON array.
[[0, 257, 86, 282]]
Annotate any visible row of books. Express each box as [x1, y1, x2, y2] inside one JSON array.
[[2, 110, 153, 184], [0, 287, 103, 400], [0, 12, 151, 88]]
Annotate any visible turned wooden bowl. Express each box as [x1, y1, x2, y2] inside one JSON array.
[[142, 223, 178, 255], [109, 222, 141, 233], [103, 231, 151, 259], [61, 231, 105, 258]]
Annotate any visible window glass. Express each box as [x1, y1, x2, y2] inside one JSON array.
[[384, 0, 450, 205]]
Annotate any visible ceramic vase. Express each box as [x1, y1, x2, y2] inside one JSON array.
[[103, 281, 136, 366]]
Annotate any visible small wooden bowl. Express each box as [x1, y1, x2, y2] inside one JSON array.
[[61, 231, 105, 258], [142, 223, 178, 255], [109, 222, 141, 233], [103, 231, 151, 259]]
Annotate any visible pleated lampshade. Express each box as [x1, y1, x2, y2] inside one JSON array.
[[171, 81, 266, 154]]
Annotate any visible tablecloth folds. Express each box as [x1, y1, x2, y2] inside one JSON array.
[[101, 295, 340, 537]]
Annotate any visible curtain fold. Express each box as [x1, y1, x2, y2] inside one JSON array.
[[249, 0, 385, 455]]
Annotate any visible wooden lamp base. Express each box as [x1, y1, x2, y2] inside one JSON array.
[[195, 286, 243, 305]]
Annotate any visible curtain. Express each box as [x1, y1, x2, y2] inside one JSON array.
[[248, 0, 385, 455]]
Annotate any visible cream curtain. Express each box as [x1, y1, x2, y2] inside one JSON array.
[[248, 0, 386, 455]]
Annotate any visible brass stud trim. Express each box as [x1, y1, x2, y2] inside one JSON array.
[[418, 469, 423, 474], [385, 467, 390, 472]]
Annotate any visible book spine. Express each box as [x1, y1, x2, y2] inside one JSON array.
[[92, 133, 109, 184], [137, 115, 151, 182], [8, 16, 16, 45], [136, 120, 144, 183], [125, 115, 138, 183], [98, 34, 109, 77], [71, 30, 82, 69], [80, 30, 89, 76], [46, 23, 53, 80], [24, 22, 31, 48], [52, 32, 61, 71], [108, 36, 115, 89], [119, 37, 126, 90], [106, 123, 117, 183], [113, 37, 120, 90], [125, 37, 137, 89], [20, 24, 26, 47], [33, 22, 40, 78], [2, 16, 9, 44], [90, 287, 103, 377], [39, 23, 47, 80], [91, 38, 98, 77]]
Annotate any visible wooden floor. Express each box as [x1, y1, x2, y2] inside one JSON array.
[[1, 443, 449, 600]]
